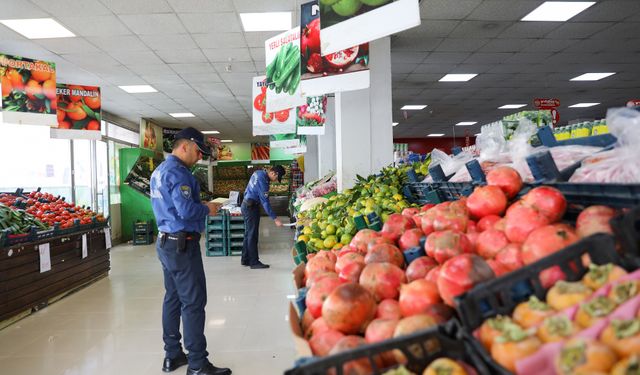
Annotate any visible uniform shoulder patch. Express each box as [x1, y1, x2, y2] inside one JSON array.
[[180, 185, 192, 199]]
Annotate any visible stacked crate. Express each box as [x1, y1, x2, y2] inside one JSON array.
[[226, 214, 245, 256], [205, 214, 226, 256], [133, 220, 154, 245]]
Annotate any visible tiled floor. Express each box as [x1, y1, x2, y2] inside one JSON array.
[[0, 219, 298, 375]]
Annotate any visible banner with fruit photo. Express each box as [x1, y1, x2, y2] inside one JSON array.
[[251, 143, 270, 161], [319, 0, 420, 56], [50, 84, 102, 140], [252, 76, 296, 136], [299, 0, 370, 97], [264, 28, 306, 113], [297, 95, 327, 135], [140, 119, 163, 154], [0, 53, 57, 126], [270, 133, 300, 149]]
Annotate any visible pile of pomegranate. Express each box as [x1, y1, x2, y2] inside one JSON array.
[[298, 166, 618, 372]]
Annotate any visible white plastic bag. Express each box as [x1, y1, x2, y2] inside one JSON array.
[[423, 148, 474, 182], [570, 107, 640, 183]]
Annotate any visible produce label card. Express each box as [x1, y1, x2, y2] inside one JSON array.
[[284, 136, 308, 155], [265, 28, 305, 113], [105, 228, 112, 250], [270, 133, 300, 149], [319, 0, 420, 56], [252, 76, 296, 135], [297, 95, 327, 135], [0, 53, 57, 126], [50, 83, 102, 141], [39, 243, 51, 273], [251, 143, 270, 161], [300, 0, 370, 96], [82, 234, 88, 259]]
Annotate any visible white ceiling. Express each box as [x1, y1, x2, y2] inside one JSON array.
[[0, 0, 638, 139]]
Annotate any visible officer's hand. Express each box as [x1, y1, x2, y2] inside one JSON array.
[[206, 202, 220, 215], [274, 218, 283, 227]]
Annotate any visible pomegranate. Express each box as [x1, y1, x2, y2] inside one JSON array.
[[494, 218, 507, 232], [365, 243, 404, 268], [495, 243, 524, 272], [504, 201, 550, 243], [398, 228, 424, 251], [302, 18, 321, 53], [335, 252, 364, 274], [421, 203, 436, 212], [305, 317, 330, 339], [314, 249, 337, 264], [432, 210, 469, 233], [425, 266, 441, 284], [338, 245, 357, 257], [487, 259, 510, 277], [306, 270, 338, 288], [365, 318, 399, 344], [328, 336, 382, 375], [405, 256, 438, 282], [322, 283, 377, 335], [309, 329, 344, 356], [437, 254, 495, 306], [477, 229, 509, 259], [350, 229, 380, 255], [305, 256, 335, 280], [522, 186, 567, 223], [399, 279, 441, 317], [401, 207, 420, 219], [366, 236, 395, 253], [324, 45, 359, 70], [521, 224, 579, 265], [486, 166, 523, 199], [376, 299, 402, 320], [381, 213, 415, 242], [576, 205, 616, 238], [466, 231, 480, 253], [393, 315, 439, 364], [420, 213, 436, 235], [466, 185, 508, 219], [306, 275, 344, 318], [359, 262, 406, 301], [540, 266, 567, 288], [478, 215, 502, 232], [338, 261, 365, 284], [424, 230, 473, 264], [307, 53, 324, 73], [467, 220, 478, 233]]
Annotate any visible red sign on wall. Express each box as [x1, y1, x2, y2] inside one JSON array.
[[627, 99, 640, 108], [534, 98, 560, 109], [550, 108, 560, 125]]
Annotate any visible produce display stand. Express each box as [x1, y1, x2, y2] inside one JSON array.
[[0, 225, 110, 327]]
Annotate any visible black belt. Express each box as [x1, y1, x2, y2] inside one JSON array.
[[243, 199, 258, 207], [159, 232, 200, 241]]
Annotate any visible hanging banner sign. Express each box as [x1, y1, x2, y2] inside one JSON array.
[[270, 133, 300, 149], [265, 29, 305, 113], [50, 83, 102, 140], [319, 0, 420, 56], [284, 136, 308, 155], [251, 143, 271, 161], [252, 76, 296, 135], [162, 127, 181, 153], [533, 98, 560, 109], [297, 95, 327, 135], [0, 53, 57, 126], [299, 0, 370, 96], [140, 119, 163, 153]]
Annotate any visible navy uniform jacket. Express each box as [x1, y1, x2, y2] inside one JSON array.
[[243, 170, 276, 219], [150, 155, 209, 233]]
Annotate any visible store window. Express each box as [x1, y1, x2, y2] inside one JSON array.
[[96, 140, 109, 216], [73, 139, 92, 208], [0, 123, 72, 198], [104, 121, 137, 206]]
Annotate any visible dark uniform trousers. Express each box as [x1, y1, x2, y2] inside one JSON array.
[[240, 199, 261, 266], [156, 233, 208, 369]]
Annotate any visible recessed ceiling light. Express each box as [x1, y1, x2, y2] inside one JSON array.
[[499, 104, 527, 109], [427, 133, 444, 137], [0, 18, 75, 39], [522, 2, 595, 22], [220, 139, 233, 143], [570, 72, 616, 81], [119, 85, 157, 93], [401, 105, 427, 110], [170, 113, 195, 118], [456, 121, 477, 126], [392, 122, 399, 126], [240, 12, 292, 32], [439, 74, 478, 82], [569, 102, 600, 108], [475, 133, 481, 136], [202, 130, 220, 134]]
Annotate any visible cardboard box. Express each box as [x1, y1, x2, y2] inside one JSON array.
[[292, 261, 305, 291], [289, 302, 313, 358]]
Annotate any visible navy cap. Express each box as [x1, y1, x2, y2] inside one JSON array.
[[174, 127, 211, 156], [271, 165, 285, 183]]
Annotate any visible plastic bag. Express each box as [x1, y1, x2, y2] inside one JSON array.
[[570, 107, 640, 183], [423, 148, 474, 182]]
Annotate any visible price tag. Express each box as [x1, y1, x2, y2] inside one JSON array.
[[82, 234, 88, 259], [39, 243, 51, 273], [105, 228, 112, 249]]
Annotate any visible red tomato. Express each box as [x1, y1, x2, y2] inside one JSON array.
[[275, 109, 290, 122], [253, 93, 266, 112], [261, 111, 273, 124]]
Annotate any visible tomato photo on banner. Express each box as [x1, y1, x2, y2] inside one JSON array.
[[0, 53, 57, 126], [251, 143, 271, 161], [264, 28, 306, 113], [55, 83, 101, 131], [300, 0, 370, 96], [252, 76, 296, 135]]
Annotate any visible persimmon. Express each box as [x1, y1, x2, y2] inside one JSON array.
[[84, 94, 100, 110], [87, 120, 100, 131], [30, 65, 51, 82]]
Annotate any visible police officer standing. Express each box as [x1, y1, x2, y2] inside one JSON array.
[[150, 128, 231, 375], [241, 165, 286, 269]]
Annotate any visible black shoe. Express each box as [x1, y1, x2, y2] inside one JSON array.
[[250, 262, 270, 269], [241, 261, 249, 266], [162, 352, 188, 372], [186, 361, 232, 375]]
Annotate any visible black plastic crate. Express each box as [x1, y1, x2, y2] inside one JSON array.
[[612, 205, 640, 262], [285, 320, 490, 375], [404, 181, 475, 205], [454, 234, 627, 375]]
